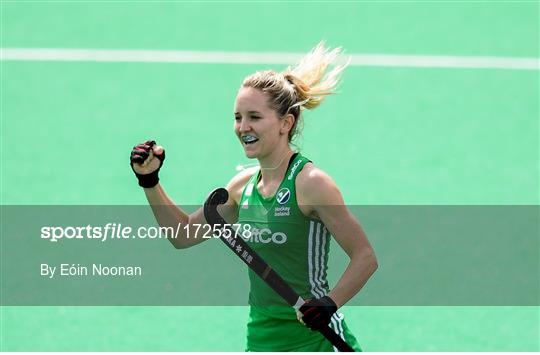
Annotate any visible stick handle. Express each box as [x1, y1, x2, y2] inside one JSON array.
[[320, 324, 355, 352]]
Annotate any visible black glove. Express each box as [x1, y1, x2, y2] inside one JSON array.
[[299, 296, 338, 331], [130, 140, 165, 188]]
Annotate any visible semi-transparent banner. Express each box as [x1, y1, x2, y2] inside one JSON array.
[[1, 205, 537, 306]]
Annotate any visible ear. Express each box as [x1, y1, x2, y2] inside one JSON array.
[[280, 113, 295, 136]]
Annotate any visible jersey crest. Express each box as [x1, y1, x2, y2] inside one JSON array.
[[276, 187, 291, 205]]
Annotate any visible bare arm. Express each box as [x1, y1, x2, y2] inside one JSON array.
[[142, 183, 211, 249], [142, 175, 247, 249], [298, 166, 378, 308]]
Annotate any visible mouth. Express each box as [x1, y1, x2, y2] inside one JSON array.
[[241, 135, 259, 146]]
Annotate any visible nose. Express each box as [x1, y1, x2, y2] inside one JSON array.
[[236, 117, 251, 133]]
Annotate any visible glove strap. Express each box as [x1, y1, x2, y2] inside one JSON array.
[[135, 171, 160, 188]]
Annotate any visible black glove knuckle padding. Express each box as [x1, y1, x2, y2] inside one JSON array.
[[131, 149, 149, 161]]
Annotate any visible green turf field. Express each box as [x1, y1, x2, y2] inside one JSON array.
[[1, 1, 538, 351]]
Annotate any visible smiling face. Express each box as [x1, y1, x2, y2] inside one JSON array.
[[234, 86, 292, 159]]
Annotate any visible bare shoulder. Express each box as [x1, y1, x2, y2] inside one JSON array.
[[226, 166, 259, 204], [296, 163, 344, 206]]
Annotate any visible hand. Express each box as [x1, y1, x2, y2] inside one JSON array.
[[297, 296, 338, 331], [130, 140, 165, 188]]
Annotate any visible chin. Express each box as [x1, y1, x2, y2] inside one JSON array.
[[241, 143, 264, 159], [244, 150, 258, 159]]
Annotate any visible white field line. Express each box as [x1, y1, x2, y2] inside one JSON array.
[[1, 48, 539, 70]]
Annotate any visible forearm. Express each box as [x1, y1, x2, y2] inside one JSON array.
[[144, 183, 189, 221], [328, 250, 378, 308], [143, 183, 204, 248]]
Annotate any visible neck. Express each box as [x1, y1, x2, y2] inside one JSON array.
[[258, 145, 294, 184]]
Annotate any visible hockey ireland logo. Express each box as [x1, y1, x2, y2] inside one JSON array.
[[276, 188, 291, 205]]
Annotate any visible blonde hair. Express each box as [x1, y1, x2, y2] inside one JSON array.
[[241, 41, 348, 142]]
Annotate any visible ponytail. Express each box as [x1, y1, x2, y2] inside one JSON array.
[[241, 41, 348, 142], [284, 42, 347, 111]]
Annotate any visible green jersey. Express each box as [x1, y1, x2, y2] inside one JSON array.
[[238, 153, 361, 351]]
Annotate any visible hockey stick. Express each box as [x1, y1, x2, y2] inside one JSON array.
[[203, 187, 354, 352]]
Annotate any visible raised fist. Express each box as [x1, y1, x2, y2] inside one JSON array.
[[130, 140, 166, 188]]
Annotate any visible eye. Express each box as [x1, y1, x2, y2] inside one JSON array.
[[234, 115, 241, 121], [250, 115, 261, 120]]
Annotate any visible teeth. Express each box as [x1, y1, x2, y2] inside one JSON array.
[[242, 135, 259, 143]]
